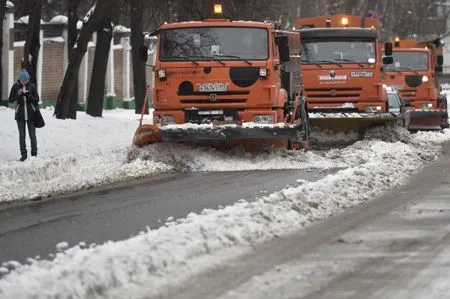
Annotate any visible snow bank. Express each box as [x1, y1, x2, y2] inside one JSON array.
[[0, 107, 340, 203], [0, 107, 171, 202], [1, 129, 449, 298]]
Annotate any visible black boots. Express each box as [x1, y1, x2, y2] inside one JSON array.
[[19, 153, 37, 161]]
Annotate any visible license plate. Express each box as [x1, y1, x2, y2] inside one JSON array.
[[198, 110, 224, 115], [198, 83, 228, 92]]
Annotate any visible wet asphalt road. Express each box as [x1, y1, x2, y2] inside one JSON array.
[[0, 168, 333, 264]]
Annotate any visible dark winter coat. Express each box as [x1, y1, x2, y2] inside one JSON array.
[[8, 80, 40, 122]]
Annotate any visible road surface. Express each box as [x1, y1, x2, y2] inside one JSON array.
[[0, 168, 333, 265]]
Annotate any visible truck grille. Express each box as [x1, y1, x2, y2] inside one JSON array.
[[178, 90, 249, 104], [180, 99, 247, 104], [177, 91, 249, 96], [398, 89, 416, 98], [304, 87, 362, 101]]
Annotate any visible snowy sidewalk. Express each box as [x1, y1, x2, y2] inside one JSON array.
[[0, 107, 172, 203]]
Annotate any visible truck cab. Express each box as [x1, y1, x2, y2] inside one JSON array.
[[151, 19, 299, 127], [382, 38, 448, 130], [133, 9, 310, 149], [384, 48, 438, 108], [294, 15, 392, 114]]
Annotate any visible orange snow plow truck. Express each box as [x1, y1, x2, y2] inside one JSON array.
[[133, 5, 309, 149], [383, 38, 448, 130], [294, 14, 396, 136]]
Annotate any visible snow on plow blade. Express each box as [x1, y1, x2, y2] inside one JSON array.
[[405, 110, 447, 131], [309, 113, 397, 135], [133, 123, 298, 147]]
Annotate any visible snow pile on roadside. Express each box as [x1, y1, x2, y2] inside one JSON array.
[[0, 107, 172, 203], [0, 131, 449, 298], [0, 107, 344, 203], [127, 143, 345, 172]]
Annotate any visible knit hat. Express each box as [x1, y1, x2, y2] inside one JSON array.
[[19, 69, 29, 81]]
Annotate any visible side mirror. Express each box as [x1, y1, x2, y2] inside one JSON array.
[[275, 35, 290, 63], [139, 45, 149, 62], [383, 56, 393, 65], [435, 65, 443, 73], [437, 55, 444, 66], [384, 42, 393, 56]]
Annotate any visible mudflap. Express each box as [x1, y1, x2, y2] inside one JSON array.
[[308, 113, 397, 148], [405, 110, 448, 131]]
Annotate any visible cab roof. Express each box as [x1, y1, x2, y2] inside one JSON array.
[[160, 20, 274, 30], [392, 47, 430, 53], [299, 27, 378, 39], [295, 14, 380, 30]]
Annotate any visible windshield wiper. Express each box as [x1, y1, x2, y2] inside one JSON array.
[[189, 55, 226, 66], [308, 60, 343, 67], [396, 67, 420, 75], [334, 58, 365, 67], [162, 55, 223, 66], [161, 55, 199, 65], [214, 54, 252, 65]]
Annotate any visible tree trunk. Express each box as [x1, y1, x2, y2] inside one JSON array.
[[67, 0, 79, 117], [54, 0, 112, 119], [130, 0, 147, 114], [23, 0, 42, 86], [86, 18, 112, 117], [0, 0, 6, 101]]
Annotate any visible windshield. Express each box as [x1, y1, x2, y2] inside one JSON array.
[[383, 51, 429, 71], [301, 39, 376, 64], [160, 27, 269, 61]]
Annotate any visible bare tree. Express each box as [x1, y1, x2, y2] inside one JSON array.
[[130, 0, 147, 114], [0, 0, 6, 101], [86, 17, 112, 116], [54, 0, 114, 119], [22, 0, 42, 86], [64, 0, 79, 117]]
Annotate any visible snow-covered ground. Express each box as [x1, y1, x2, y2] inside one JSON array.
[[0, 103, 449, 298], [1, 107, 343, 203], [0, 107, 171, 202]]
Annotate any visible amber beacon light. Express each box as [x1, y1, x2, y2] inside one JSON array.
[[214, 4, 223, 15]]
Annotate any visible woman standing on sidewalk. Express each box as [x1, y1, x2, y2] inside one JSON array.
[[8, 69, 40, 161]]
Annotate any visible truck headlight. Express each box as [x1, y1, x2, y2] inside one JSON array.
[[157, 69, 166, 80], [365, 106, 382, 113], [422, 75, 429, 82], [420, 103, 433, 109], [259, 68, 268, 78], [253, 114, 275, 124], [156, 115, 175, 124]]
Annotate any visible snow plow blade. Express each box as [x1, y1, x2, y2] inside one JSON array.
[[133, 124, 162, 147], [309, 113, 397, 135], [405, 110, 447, 131], [133, 124, 298, 147]]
